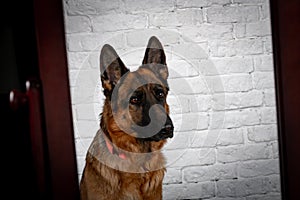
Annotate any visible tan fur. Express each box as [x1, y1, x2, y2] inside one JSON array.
[[80, 36, 171, 200], [80, 101, 167, 200]]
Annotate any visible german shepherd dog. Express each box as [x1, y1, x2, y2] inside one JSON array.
[[80, 36, 174, 200]]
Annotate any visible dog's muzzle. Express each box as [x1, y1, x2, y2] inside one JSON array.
[[144, 116, 174, 142], [158, 124, 174, 139]]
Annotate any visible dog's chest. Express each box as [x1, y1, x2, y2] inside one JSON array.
[[120, 171, 164, 198]]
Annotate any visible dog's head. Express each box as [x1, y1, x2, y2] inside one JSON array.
[[100, 36, 173, 142]]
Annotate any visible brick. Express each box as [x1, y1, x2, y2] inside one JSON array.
[[75, 137, 93, 157], [76, 155, 86, 176], [189, 94, 212, 112], [217, 143, 272, 163], [220, 74, 252, 92], [71, 105, 77, 122], [183, 182, 215, 199], [66, 33, 123, 52], [92, 13, 147, 32], [172, 43, 208, 60], [263, 89, 276, 106], [164, 131, 195, 150], [123, 0, 175, 13], [245, 20, 272, 37], [247, 124, 277, 142], [176, 0, 230, 8], [253, 55, 274, 72], [233, 0, 267, 4], [168, 60, 195, 79], [272, 142, 279, 159], [69, 70, 79, 87], [85, 51, 100, 69], [263, 36, 273, 53], [126, 29, 180, 47], [214, 197, 246, 200], [209, 111, 225, 129], [238, 90, 264, 108], [260, 1, 271, 20], [239, 159, 280, 178], [94, 99, 105, 115], [193, 59, 220, 77], [67, 52, 89, 70], [69, 87, 76, 105], [217, 178, 265, 197], [183, 163, 238, 182], [213, 90, 263, 111], [119, 50, 147, 68], [65, 15, 91, 33], [169, 77, 209, 95], [171, 112, 209, 131], [216, 128, 245, 146], [64, 0, 122, 16], [207, 5, 259, 23], [234, 38, 264, 55], [260, 107, 277, 124], [188, 130, 217, 148], [179, 24, 233, 42], [164, 148, 216, 168], [187, 61, 200, 76], [210, 56, 253, 75], [246, 193, 281, 200], [206, 74, 252, 93], [167, 95, 190, 114], [264, 175, 281, 193], [72, 70, 99, 104], [76, 120, 99, 138], [217, 176, 280, 198], [163, 182, 215, 200], [76, 103, 99, 120], [197, 42, 210, 55], [163, 168, 182, 184], [149, 9, 203, 28], [197, 59, 220, 76], [210, 38, 263, 57], [189, 128, 245, 148], [209, 40, 236, 57], [236, 21, 272, 39], [162, 184, 185, 200], [252, 72, 275, 89], [66, 34, 94, 52], [234, 23, 246, 38]]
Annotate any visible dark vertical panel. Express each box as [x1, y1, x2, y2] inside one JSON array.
[[270, 0, 300, 199], [0, 94, 39, 199], [33, 0, 80, 199], [0, 1, 42, 199]]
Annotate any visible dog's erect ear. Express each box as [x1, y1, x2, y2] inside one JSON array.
[[142, 36, 168, 79], [100, 44, 129, 95]]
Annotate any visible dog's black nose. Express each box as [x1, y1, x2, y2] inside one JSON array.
[[161, 124, 174, 138]]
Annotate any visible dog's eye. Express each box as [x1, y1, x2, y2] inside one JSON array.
[[130, 96, 140, 105], [156, 90, 165, 99]]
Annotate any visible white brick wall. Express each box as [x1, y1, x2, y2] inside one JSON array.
[[63, 0, 281, 199]]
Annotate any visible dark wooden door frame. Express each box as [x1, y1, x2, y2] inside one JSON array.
[[270, 0, 300, 199], [33, 0, 79, 199]]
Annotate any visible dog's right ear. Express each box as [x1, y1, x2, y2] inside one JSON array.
[[100, 44, 129, 96]]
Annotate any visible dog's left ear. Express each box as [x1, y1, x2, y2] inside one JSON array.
[[142, 36, 168, 79]]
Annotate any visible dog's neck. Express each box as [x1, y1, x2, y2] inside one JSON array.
[[103, 133, 127, 160]]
